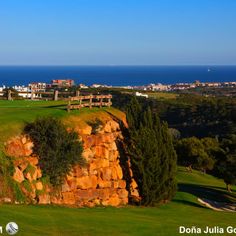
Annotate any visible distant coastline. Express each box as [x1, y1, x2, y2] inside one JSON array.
[[0, 65, 236, 87]]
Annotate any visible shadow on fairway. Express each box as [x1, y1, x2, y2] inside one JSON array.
[[172, 199, 206, 209], [44, 105, 67, 109], [178, 183, 236, 204]]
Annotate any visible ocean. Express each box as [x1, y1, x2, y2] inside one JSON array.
[[0, 66, 236, 87]]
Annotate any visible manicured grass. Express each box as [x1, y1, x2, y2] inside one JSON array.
[[0, 100, 124, 146], [146, 92, 178, 100], [0, 167, 235, 236]]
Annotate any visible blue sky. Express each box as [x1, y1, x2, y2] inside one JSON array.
[[0, 0, 236, 65]]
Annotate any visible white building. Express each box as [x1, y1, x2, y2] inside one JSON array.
[[148, 83, 169, 91], [28, 82, 47, 98], [135, 91, 148, 98]]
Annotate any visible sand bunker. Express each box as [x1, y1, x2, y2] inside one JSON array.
[[198, 198, 236, 212]]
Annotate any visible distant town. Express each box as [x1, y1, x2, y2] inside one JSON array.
[[1, 79, 236, 99]]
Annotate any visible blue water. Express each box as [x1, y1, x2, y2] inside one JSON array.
[[0, 66, 236, 86]]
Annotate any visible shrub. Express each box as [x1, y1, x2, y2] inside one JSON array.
[[24, 117, 84, 187], [0, 152, 14, 196], [87, 118, 103, 134]]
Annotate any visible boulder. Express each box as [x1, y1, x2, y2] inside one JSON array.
[[27, 156, 38, 166], [61, 181, 71, 192], [97, 178, 112, 188], [97, 189, 110, 200], [131, 189, 140, 198], [76, 125, 92, 135], [120, 197, 129, 205], [25, 168, 37, 182], [75, 189, 99, 201], [19, 162, 28, 172], [130, 179, 138, 190], [100, 168, 112, 181], [73, 165, 88, 177], [38, 194, 51, 204], [118, 180, 126, 189], [32, 169, 38, 181], [110, 121, 120, 132], [35, 181, 43, 191], [103, 121, 120, 133], [91, 146, 110, 159], [109, 150, 119, 162], [51, 196, 62, 204], [107, 195, 121, 206], [24, 142, 34, 156], [117, 189, 128, 199], [25, 172, 32, 182], [62, 192, 75, 205], [82, 148, 94, 161], [111, 181, 119, 189], [13, 167, 24, 183], [67, 179, 77, 190], [89, 159, 109, 172], [107, 142, 117, 151], [76, 175, 97, 189], [110, 166, 117, 180], [36, 168, 42, 178], [21, 136, 27, 144], [115, 164, 123, 180], [5, 137, 25, 157]]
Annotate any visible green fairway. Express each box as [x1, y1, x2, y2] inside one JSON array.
[[0, 167, 235, 236]]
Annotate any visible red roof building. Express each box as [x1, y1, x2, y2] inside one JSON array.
[[51, 79, 75, 87]]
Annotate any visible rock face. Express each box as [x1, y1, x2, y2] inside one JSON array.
[[4, 116, 140, 207]]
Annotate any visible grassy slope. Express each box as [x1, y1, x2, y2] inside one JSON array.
[[0, 168, 235, 236], [0, 100, 124, 147], [0, 100, 236, 236]]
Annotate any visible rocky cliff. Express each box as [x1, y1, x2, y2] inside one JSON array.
[[4, 115, 139, 207]]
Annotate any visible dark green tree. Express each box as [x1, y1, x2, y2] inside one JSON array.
[[176, 137, 215, 173], [127, 97, 177, 206], [215, 135, 236, 192], [24, 117, 84, 187]]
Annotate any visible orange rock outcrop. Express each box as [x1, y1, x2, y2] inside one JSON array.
[[4, 116, 139, 207]]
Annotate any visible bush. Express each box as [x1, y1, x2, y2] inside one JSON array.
[[24, 117, 84, 187], [87, 118, 103, 134], [0, 152, 15, 198]]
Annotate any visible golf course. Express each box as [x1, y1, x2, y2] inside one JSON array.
[[0, 100, 236, 236]]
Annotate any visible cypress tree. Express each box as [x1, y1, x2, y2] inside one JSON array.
[[126, 97, 177, 206]]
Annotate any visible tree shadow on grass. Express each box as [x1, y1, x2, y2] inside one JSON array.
[[172, 199, 206, 209], [44, 105, 67, 109], [178, 183, 236, 204], [204, 185, 236, 194]]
